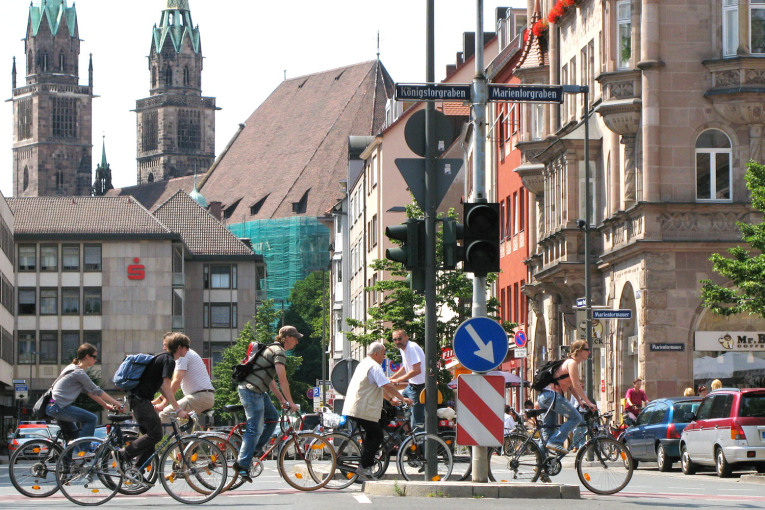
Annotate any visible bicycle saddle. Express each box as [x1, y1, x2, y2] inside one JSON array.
[[108, 414, 133, 422], [225, 404, 244, 413]]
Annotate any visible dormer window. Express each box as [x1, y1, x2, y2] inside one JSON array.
[[250, 194, 269, 215], [292, 189, 310, 214]]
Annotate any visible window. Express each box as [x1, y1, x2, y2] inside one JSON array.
[[39, 332, 57, 364], [40, 288, 58, 315], [18, 288, 36, 315], [370, 214, 378, 247], [568, 57, 577, 120], [18, 98, 32, 140], [142, 111, 158, 152], [500, 201, 506, 239], [61, 331, 79, 363], [695, 129, 732, 201], [695, 397, 714, 420], [177, 109, 201, 150], [62, 245, 79, 271], [83, 287, 102, 315], [52, 97, 77, 139], [205, 264, 237, 289], [83, 331, 101, 356], [635, 406, 653, 426], [19, 245, 35, 271], [62, 288, 80, 315], [709, 394, 734, 419], [17, 331, 35, 364], [723, 1, 739, 57], [531, 103, 544, 140], [617, 0, 632, 69], [519, 191, 525, 233], [513, 192, 519, 235], [753, 0, 765, 53], [649, 405, 668, 424], [207, 303, 233, 328], [40, 245, 58, 272], [84, 244, 101, 271]]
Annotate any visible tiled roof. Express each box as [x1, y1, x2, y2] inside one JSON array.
[[7, 196, 171, 237], [153, 191, 255, 257], [198, 60, 393, 221], [106, 175, 196, 212]]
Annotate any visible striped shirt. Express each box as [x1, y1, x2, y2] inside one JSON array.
[[241, 344, 286, 393], [174, 349, 214, 395]]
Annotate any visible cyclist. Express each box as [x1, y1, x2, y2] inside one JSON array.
[[537, 340, 596, 454], [344, 342, 412, 480]]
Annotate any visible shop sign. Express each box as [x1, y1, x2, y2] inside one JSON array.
[[128, 258, 145, 280], [649, 343, 685, 352], [695, 331, 765, 351]]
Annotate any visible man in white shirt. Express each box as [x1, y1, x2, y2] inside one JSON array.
[[154, 333, 215, 423], [389, 329, 426, 430]]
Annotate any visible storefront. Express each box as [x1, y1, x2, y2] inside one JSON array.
[[694, 331, 765, 390]]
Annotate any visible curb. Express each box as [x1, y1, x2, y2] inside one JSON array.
[[363, 480, 580, 499], [740, 473, 765, 484]]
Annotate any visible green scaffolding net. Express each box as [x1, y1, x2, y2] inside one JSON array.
[[228, 217, 330, 305]]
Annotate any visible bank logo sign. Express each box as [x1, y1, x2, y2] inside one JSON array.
[[694, 331, 765, 351]]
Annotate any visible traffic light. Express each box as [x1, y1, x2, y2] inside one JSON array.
[[442, 217, 464, 270], [385, 218, 422, 269], [463, 202, 500, 276]]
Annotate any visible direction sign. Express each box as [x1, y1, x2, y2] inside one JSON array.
[[456, 374, 504, 446], [488, 84, 563, 103], [453, 317, 509, 373], [576, 297, 586, 307], [592, 309, 633, 320], [395, 83, 471, 102], [14, 383, 28, 392], [514, 330, 527, 348]]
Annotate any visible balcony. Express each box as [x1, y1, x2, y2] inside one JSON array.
[[595, 70, 642, 137], [703, 57, 765, 125]]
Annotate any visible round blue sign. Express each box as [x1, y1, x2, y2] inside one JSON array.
[[515, 330, 527, 348], [452, 317, 509, 373]]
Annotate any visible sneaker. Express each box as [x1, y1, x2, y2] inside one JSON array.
[[540, 473, 552, 483], [355, 466, 374, 481], [116, 449, 131, 470], [546, 444, 570, 455], [232, 461, 252, 483]]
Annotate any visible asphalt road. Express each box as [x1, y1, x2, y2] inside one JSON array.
[[1, 456, 763, 509]]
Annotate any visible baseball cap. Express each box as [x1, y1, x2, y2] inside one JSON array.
[[280, 325, 303, 339]]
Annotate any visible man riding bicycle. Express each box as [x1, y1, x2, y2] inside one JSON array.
[[537, 340, 597, 454]]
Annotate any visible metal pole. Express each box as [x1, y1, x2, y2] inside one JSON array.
[[583, 88, 594, 401], [321, 269, 327, 407], [423, 0, 439, 480], [471, 0, 489, 483]]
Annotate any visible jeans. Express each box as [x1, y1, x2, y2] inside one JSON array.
[[237, 387, 266, 469], [537, 389, 583, 448], [255, 394, 279, 452], [125, 397, 163, 469], [403, 384, 425, 430], [46, 402, 97, 441]]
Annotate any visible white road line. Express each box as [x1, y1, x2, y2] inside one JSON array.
[[354, 494, 372, 504]]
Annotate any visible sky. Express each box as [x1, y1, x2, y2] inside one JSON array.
[[0, 0, 524, 196]]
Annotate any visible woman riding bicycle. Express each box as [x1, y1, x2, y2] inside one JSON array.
[[46, 343, 124, 441], [537, 340, 596, 454]]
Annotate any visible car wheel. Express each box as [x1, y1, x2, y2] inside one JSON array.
[[680, 445, 696, 475], [715, 448, 732, 478], [756, 464, 765, 474], [657, 444, 672, 472]]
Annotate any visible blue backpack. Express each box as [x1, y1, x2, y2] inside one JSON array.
[[113, 353, 156, 390]]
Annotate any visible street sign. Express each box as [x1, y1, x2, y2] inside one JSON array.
[[592, 309, 632, 320], [514, 347, 528, 358], [456, 374, 504, 446], [488, 84, 564, 103], [395, 83, 471, 102], [330, 358, 359, 396], [403, 109, 456, 158], [453, 317, 509, 373], [576, 297, 586, 307], [514, 330, 527, 348], [395, 158, 463, 211], [389, 361, 401, 373], [14, 383, 28, 392], [12, 379, 26, 384], [308, 387, 318, 398]]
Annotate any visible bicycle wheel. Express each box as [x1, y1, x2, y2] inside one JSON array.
[[323, 432, 361, 489], [350, 430, 389, 478], [277, 432, 336, 491], [396, 433, 453, 482], [500, 433, 543, 482], [199, 433, 241, 492], [9, 439, 63, 497], [56, 438, 122, 506], [576, 437, 634, 495], [159, 436, 227, 504]]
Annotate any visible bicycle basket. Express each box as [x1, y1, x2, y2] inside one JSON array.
[[321, 410, 345, 428]]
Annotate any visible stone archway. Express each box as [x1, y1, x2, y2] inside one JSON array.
[[615, 282, 638, 407]]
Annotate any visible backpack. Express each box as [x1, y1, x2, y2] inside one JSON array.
[[113, 353, 156, 391], [531, 359, 567, 392], [232, 342, 277, 382]]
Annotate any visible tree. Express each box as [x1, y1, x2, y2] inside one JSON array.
[[72, 368, 105, 413], [701, 160, 765, 317]]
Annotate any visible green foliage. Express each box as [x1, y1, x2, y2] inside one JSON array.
[[701, 160, 765, 317]]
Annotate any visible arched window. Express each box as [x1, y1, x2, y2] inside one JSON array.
[[165, 66, 172, 86], [42, 52, 48, 72], [183, 66, 189, 86], [696, 129, 732, 201], [27, 52, 33, 74], [152, 66, 157, 88], [59, 52, 65, 72], [148, 172, 154, 183], [23, 166, 29, 190]]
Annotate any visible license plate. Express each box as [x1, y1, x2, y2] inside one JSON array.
[[761, 431, 765, 440]]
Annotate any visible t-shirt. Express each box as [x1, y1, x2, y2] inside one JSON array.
[[131, 352, 176, 400], [242, 343, 287, 393], [174, 348, 213, 395], [625, 388, 648, 409], [504, 413, 516, 434], [399, 340, 426, 385]]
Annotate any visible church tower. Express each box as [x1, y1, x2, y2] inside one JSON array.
[[135, 0, 217, 184], [12, 0, 94, 197]]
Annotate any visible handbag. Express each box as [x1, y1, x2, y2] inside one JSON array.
[[31, 366, 76, 419]]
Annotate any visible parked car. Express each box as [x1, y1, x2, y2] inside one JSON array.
[[8, 421, 61, 454], [680, 388, 765, 477], [621, 396, 702, 471]]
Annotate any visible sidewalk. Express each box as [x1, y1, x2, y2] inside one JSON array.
[[363, 480, 579, 499]]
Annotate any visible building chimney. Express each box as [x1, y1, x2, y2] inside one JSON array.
[[208, 201, 222, 220]]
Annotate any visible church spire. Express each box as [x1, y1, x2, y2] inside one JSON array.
[[92, 135, 113, 196]]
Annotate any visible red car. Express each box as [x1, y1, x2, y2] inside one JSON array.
[[679, 388, 765, 477], [8, 422, 61, 454]]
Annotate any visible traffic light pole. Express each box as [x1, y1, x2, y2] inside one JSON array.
[[470, 0, 489, 483], [423, 0, 439, 480]]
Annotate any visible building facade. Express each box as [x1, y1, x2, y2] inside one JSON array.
[[11, 0, 94, 197]]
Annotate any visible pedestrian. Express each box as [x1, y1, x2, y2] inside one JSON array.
[[503, 405, 517, 435], [683, 387, 695, 397], [536, 340, 597, 455], [46, 343, 124, 442], [389, 329, 426, 430], [117, 335, 190, 470], [711, 379, 723, 391], [625, 378, 649, 422], [343, 342, 412, 480], [153, 333, 215, 424], [233, 325, 299, 483], [698, 385, 708, 397]]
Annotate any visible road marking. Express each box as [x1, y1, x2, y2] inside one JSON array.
[[354, 494, 372, 504]]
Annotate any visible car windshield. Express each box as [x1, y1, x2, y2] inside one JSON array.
[[739, 393, 765, 418], [672, 401, 699, 423], [17, 429, 48, 438]]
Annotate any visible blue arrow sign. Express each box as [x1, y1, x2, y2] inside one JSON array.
[[453, 317, 509, 373], [592, 309, 632, 319]]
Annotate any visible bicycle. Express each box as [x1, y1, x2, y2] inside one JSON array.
[[55, 411, 226, 505], [9, 428, 68, 498], [502, 404, 635, 494]]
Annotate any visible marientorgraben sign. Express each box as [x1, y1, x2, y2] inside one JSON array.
[[694, 331, 765, 351]]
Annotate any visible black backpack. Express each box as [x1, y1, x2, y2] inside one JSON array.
[[531, 359, 567, 391], [232, 342, 277, 382]]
